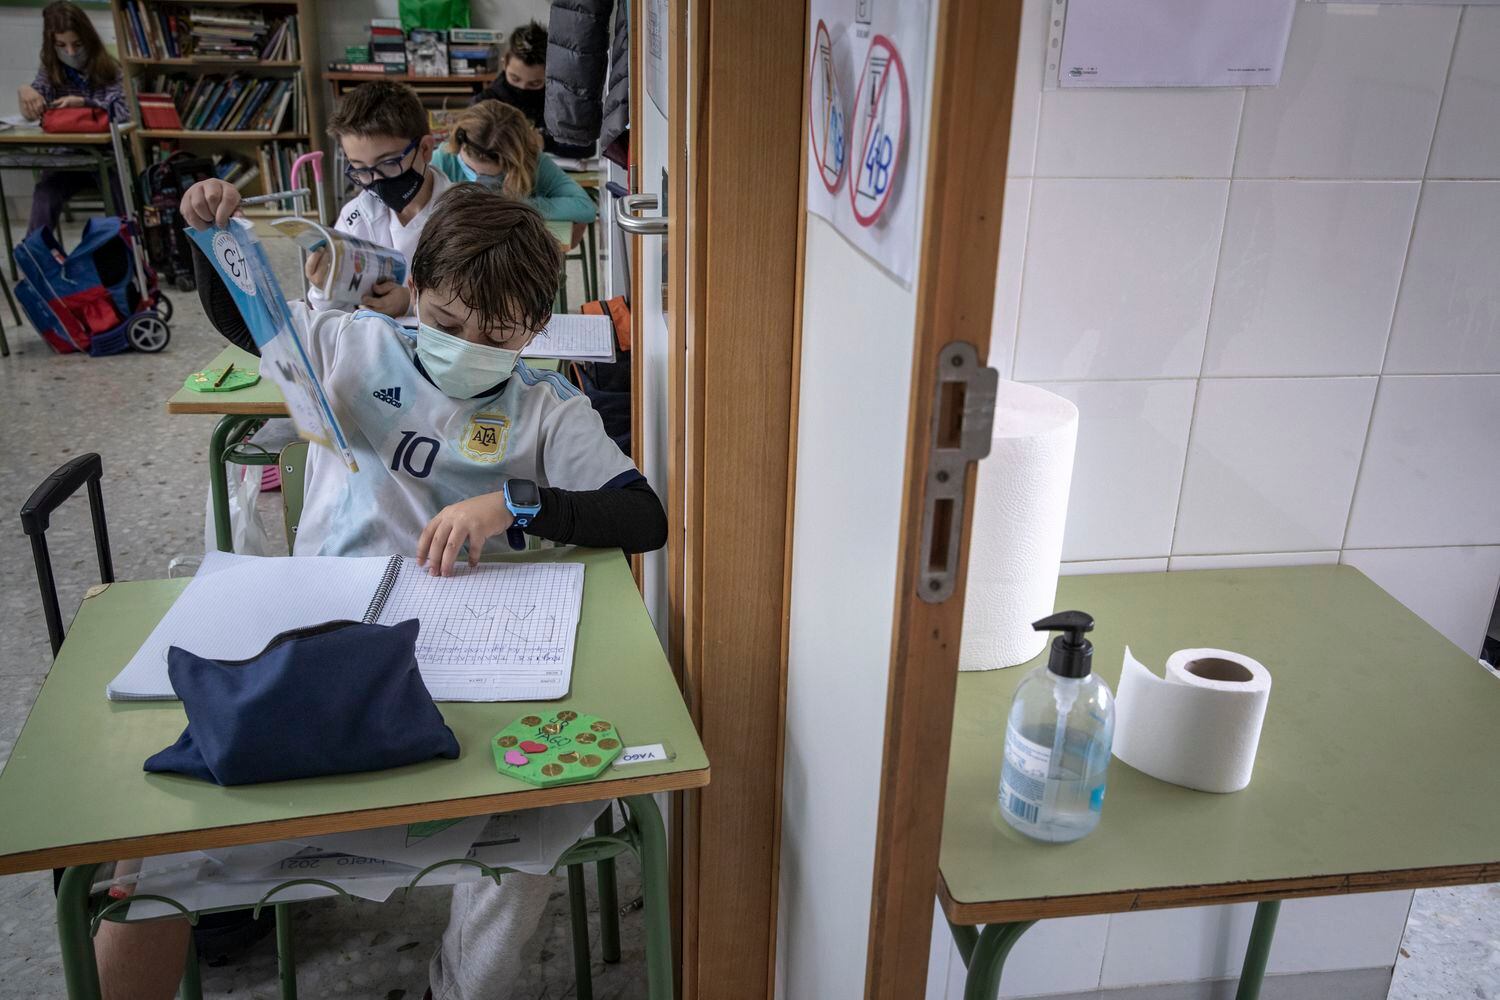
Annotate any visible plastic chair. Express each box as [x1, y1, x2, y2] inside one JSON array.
[[276, 442, 626, 996]]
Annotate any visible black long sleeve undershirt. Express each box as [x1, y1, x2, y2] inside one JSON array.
[[191, 244, 666, 554]]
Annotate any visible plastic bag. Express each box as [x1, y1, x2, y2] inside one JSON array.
[[399, 0, 469, 31], [204, 463, 276, 557]]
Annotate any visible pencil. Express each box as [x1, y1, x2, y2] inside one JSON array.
[[213, 363, 235, 388]]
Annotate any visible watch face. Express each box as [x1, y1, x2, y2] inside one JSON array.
[[507, 479, 541, 508]]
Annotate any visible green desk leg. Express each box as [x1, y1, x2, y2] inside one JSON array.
[[583, 216, 599, 302], [179, 934, 203, 1000], [624, 795, 672, 1000], [57, 865, 104, 1000], [96, 159, 117, 218], [275, 902, 298, 1000], [948, 917, 1035, 1000], [1, 168, 16, 282], [595, 807, 621, 963], [208, 414, 270, 553], [567, 865, 594, 1000], [1234, 900, 1281, 1000]]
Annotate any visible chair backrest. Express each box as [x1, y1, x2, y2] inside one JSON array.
[[279, 441, 309, 555], [19, 453, 114, 655]]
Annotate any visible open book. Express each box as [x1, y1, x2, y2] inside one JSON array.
[[520, 313, 616, 362], [108, 552, 586, 702], [271, 217, 407, 308], [185, 221, 357, 471]]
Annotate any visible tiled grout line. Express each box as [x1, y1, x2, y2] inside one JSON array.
[[1335, 7, 1466, 567], [1005, 178, 1034, 382], [1161, 89, 1247, 563]]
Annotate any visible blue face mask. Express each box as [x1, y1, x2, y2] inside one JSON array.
[[56, 47, 88, 70], [458, 154, 508, 192], [413, 297, 520, 398]]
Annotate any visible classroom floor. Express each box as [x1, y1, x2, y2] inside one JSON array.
[[0, 221, 1494, 999]]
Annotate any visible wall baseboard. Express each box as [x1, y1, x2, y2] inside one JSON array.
[[1015, 966, 1393, 1000]]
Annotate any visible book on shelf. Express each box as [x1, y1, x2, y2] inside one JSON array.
[[327, 62, 407, 75], [121, 3, 297, 62], [448, 28, 501, 44], [148, 72, 296, 133]]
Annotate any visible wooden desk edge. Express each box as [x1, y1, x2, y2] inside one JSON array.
[[937, 860, 1500, 926], [0, 764, 709, 878], [166, 400, 289, 416]]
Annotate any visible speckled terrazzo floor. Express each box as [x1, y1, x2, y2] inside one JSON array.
[[0, 221, 644, 998]]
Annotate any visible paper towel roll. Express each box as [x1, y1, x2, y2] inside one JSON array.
[[958, 382, 1078, 671], [1113, 647, 1273, 793]]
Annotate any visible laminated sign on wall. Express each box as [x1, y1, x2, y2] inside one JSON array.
[[805, 0, 930, 286]]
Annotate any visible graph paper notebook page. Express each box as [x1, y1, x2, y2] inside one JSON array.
[[520, 313, 615, 361], [108, 553, 585, 702]]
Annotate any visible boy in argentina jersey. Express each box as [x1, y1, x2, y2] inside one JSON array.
[[174, 179, 665, 1000]]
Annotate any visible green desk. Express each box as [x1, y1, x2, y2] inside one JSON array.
[[166, 344, 288, 553], [940, 566, 1500, 1000], [0, 547, 708, 999]]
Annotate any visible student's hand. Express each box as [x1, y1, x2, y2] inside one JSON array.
[[180, 179, 242, 230], [361, 280, 411, 318], [18, 86, 45, 120], [304, 248, 330, 289], [418, 494, 515, 578], [50, 95, 85, 109]]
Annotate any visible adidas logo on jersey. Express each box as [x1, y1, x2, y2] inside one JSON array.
[[373, 386, 403, 408]]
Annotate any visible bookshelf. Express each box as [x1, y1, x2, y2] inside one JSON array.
[[110, 0, 327, 217]]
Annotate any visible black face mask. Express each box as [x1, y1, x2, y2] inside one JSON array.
[[367, 165, 425, 213], [493, 77, 545, 125]]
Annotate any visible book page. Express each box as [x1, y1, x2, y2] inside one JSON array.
[[522, 313, 616, 361], [375, 559, 585, 701], [271, 217, 408, 307]]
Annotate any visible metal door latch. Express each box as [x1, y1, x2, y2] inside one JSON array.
[[918, 342, 998, 603]]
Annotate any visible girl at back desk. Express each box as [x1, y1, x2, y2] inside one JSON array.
[[17, 1, 129, 235]]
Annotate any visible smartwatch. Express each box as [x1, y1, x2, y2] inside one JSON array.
[[503, 478, 542, 550]]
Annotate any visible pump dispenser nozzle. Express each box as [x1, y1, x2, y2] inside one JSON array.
[[1033, 611, 1095, 679]]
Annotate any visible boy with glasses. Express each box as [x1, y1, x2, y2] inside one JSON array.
[[306, 80, 447, 321]]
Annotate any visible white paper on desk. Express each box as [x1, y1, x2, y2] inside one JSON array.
[[105, 553, 389, 700], [521, 313, 615, 361], [1057, 0, 1296, 89]]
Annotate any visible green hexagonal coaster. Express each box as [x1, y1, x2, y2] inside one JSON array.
[[492, 710, 623, 787], [185, 365, 261, 393]]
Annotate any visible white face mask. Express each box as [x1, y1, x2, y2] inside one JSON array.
[[56, 47, 87, 70], [413, 297, 520, 398]]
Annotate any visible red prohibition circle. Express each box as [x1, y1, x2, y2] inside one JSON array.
[[808, 20, 845, 194], [848, 34, 908, 228]]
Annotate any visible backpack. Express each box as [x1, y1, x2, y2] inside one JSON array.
[[570, 296, 632, 455]]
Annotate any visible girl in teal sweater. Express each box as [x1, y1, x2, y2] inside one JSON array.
[[430, 100, 596, 224]]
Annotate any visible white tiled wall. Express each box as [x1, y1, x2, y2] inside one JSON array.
[[935, 2, 1500, 997]]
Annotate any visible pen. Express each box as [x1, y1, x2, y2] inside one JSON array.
[[239, 188, 312, 207], [213, 363, 235, 388]]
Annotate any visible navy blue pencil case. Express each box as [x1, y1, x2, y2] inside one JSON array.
[[145, 618, 460, 786]]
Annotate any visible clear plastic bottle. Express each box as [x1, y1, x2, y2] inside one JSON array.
[[999, 611, 1115, 843]]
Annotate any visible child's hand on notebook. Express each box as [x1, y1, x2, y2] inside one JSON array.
[[418, 493, 515, 577], [181, 179, 242, 231]]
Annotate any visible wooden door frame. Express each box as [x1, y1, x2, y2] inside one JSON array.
[[648, 0, 809, 996], [863, 2, 1023, 997]]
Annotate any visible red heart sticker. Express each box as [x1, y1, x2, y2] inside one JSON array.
[[519, 741, 547, 754]]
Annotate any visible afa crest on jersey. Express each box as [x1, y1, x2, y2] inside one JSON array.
[[460, 410, 511, 463]]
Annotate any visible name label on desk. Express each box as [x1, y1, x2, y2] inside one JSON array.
[[613, 743, 671, 767]]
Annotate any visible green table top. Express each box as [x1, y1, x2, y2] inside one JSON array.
[[939, 565, 1500, 924], [166, 345, 286, 416], [0, 548, 708, 875]]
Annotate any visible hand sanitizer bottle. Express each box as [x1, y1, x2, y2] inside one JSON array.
[[999, 611, 1114, 843]]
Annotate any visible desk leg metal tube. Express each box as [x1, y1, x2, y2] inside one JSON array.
[[208, 415, 263, 553], [275, 903, 298, 1000], [56, 865, 103, 1000], [947, 918, 979, 968], [595, 806, 621, 963], [180, 933, 203, 1000], [625, 795, 672, 1000], [963, 922, 1035, 1000], [1235, 900, 1281, 1000], [568, 865, 594, 1000]]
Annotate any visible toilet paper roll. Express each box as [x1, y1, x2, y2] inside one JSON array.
[[1113, 647, 1273, 793], [958, 382, 1078, 671]]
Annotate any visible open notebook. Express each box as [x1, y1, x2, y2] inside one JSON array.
[[108, 552, 585, 702], [520, 314, 615, 362]]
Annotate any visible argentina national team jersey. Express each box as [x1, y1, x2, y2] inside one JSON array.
[[289, 304, 638, 558]]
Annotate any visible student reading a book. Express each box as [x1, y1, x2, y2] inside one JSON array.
[[305, 80, 449, 321], [430, 100, 596, 225], [106, 178, 663, 1000], [471, 21, 590, 158], [17, 1, 129, 235]]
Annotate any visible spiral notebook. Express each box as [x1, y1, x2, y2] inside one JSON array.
[[107, 552, 585, 702]]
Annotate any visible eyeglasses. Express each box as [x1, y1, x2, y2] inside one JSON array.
[[455, 128, 501, 163], [343, 137, 419, 187]]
